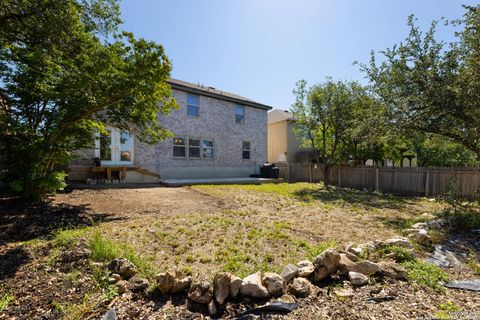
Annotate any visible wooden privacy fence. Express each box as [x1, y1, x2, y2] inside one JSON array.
[[275, 163, 480, 199]]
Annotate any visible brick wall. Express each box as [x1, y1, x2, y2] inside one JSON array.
[[135, 88, 268, 178]]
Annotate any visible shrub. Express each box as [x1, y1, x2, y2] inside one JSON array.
[[438, 180, 480, 230], [402, 260, 449, 291]]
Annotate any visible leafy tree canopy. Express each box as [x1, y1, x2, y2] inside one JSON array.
[[361, 5, 480, 158], [0, 0, 178, 199]]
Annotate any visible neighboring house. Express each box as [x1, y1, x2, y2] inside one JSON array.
[[69, 78, 272, 181], [267, 109, 307, 164]]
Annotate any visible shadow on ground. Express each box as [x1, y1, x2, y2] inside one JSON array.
[[0, 198, 123, 245], [293, 186, 418, 210], [0, 246, 30, 280]]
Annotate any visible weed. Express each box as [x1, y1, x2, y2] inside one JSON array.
[[302, 240, 337, 260], [467, 251, 480, 275], [88, 230, 118, 262], [434, 300, 462, 319], [0, 293, 13, 312], [65, 269, 82, 284], [181, 266, 193, 276], [53, 227, 91, 247], [88, 229, 156, 279], [185, 255, 195, 263], [402, 260, 449, 291], [376, 245, 415, 262], [52, 300, 68, 314]]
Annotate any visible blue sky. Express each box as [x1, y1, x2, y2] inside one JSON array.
[[120, 0, 477, 110]]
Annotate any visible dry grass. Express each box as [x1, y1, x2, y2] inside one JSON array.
[[52, 183, 441, 279]]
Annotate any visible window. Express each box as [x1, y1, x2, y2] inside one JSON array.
[[99, 129, 112, 161], [203, 140, 214, 159], [188, 138, 201, 158], [173, 137, 215, 159], [187, 94, 199, 117], [235, 105, 245, 123], [242, 141, 251, 160], [173, 137, 186, 157]]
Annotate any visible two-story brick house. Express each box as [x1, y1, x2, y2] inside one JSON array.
[[68, 78, 272, 182]]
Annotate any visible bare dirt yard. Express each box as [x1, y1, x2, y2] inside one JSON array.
[[1, 183, 479, 319]]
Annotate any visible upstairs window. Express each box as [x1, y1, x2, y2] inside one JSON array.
[[203, 140, 214, 159], [242, 141, 251, 160], [187, 94, 199, 117], [173, 137, 186, 157], [235, 105, 245, 123], [188, 138, 201, 158]]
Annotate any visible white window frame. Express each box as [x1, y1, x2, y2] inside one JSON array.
[[172, 136, 215, 160], [187, 94, 199, 117], [235, 104, 245, 124], [242, 141, 251, 160], [202, 139, 214, 159], [173, 136, 187, 158], [188, 137, 201, 159]]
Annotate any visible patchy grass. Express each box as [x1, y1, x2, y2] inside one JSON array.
[[53, 227, 91, 247], [0, 293, 13, 312], [375, 245, 415, 263], [89, 229, 156, 279], [402, 260, 450, 291]]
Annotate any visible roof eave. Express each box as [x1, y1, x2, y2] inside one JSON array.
[[168, 81, 273, 111]]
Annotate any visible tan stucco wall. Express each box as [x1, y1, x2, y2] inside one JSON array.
[[268, 120, 306, 163], [268, 120, 287, 163]]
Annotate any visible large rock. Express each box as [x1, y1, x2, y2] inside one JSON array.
[[156, 271, 175, 294], [116, 280, 128, 294], [262, 272, 285, 297], [288, 277, 311, 298], [338, 254, 380, 275], [297, 260, 315, 277], [208, 300, 217, 316], [128, 276, 150, 292], [280, 264, 298, 283], [427, 219, 446, 229], [313, 248, 341, 281], [229, 275, 243, 299], [384, 237, 412, 249], [240, 272, 269, 299], [352, 260, 381, 275], [172, 276, 192, 294], [213, 272, 231, 304], [409, 229, 432, 246], [188, 280, 212, 304], [338, 254, 356, 275], [349, 271, 368, 286], [412, 222, 428, 230], [378, 261, 408, 280], [107, 258, 137, 279]]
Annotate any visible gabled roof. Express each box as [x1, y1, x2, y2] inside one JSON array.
[[268, 109, 294, 124], [167, 78, 272, 110]]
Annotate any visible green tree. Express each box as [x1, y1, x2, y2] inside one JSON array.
[[291, 79, 360, 185], [0, 0, 178, 199], [342, 93, 388, 165], [412, 134, 478, 167], [361, 5, 480, 159]]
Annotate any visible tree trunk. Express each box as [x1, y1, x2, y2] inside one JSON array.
[[323, 163, 330, 187]]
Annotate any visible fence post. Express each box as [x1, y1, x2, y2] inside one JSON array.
[[425, 169, 430, 197], [338, 167, 341, 187], [309, 164, 312, 183], [375, 168, 379, 192]]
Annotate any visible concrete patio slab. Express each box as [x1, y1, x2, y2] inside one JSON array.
[[161, 177, 283, 187]]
